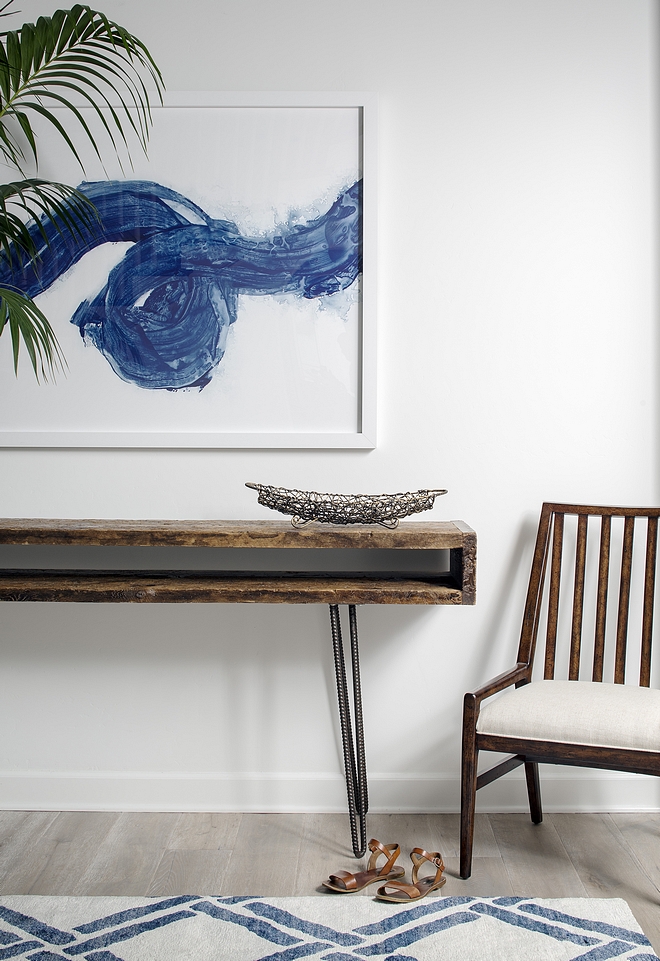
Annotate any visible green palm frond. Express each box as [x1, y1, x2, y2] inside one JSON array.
[[0, 285, 66, 380], [0, 3, 164, 172], [0, 178, 98, 268], [0, 2, 163, 381]]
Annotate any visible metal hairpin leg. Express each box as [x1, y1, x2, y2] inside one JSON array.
[[329, 603, 368, 858]]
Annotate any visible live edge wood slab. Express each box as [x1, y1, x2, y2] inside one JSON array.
[[0, 518, 476, 606]]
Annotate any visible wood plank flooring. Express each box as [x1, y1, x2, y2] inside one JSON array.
[[0, 811, 658, 951]]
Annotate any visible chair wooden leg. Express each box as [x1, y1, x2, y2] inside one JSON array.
[[524, 760, 543, 824], [460, 694, 479, 879]]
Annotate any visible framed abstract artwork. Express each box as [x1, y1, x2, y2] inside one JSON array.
[[0, 92, 376, 448]]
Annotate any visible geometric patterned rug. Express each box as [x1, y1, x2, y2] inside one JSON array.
[[0, 895, 656, 960]]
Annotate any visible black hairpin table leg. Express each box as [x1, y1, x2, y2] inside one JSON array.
[[329, 603, 368, 858]]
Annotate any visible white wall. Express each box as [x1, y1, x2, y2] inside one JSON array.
[[0, 0, 658, 813]]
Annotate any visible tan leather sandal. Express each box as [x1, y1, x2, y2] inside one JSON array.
[[375, 847, 446, 902], [322, 839, 405, 893]]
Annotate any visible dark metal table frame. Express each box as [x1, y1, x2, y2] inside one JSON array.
[[0, 518, 476, 858]]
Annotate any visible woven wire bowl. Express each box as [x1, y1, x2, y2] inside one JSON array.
[[246, 483, 447, 529]]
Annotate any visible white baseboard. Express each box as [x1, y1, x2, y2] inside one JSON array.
[[0, 768, 657, 812]]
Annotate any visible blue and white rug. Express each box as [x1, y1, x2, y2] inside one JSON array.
[[0, 895, 656, 960]]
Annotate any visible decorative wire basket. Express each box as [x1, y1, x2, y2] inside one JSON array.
[[246, 483, 447, 529]]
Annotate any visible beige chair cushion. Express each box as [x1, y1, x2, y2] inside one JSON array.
[[476, 680, 660, 752]]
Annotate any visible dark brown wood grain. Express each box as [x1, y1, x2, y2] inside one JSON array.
[[569, 513, 587, 680], [460, 691, 479, 879], [615, 516, 635, 684], [544, 511, 564, 680], [451, 523, 477, 605], [0, 569, 462, 605], [0, 518, 476, 605], [0, 518, 469, 551], [475, 754, 524, 791], [593, 514, 611, 682], [517, 505, 553, 668], [641, 516, 657, 687], [476, 733, 660, 778], [539, 504, 660, 518], [524, 761, 543, 824]]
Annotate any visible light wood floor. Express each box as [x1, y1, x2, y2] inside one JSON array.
[[0, 811, 658, 951]]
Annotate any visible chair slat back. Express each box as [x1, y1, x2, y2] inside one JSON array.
[[614, 516, 635, 683], [641, 516, 658, 686], [569, 513, 588, 680], [543, 512, 564, 680], [518, 504, 660, 688], [593, 514, 611, 682]]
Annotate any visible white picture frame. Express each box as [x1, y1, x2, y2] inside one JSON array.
[[0, 92, 377, 449]]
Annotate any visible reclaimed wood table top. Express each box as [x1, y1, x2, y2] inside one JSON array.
[[0, 518, 476, 605], [0, 517, 472, 549]]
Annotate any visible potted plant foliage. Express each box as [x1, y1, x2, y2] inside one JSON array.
[[0, 1, 163, 379]]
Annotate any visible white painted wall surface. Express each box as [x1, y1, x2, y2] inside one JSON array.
[[0, 0, 657, 812]]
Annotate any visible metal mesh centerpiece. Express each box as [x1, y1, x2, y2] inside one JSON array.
[[246, 483, 447, 529]]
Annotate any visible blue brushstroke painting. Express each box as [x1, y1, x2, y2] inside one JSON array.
[[0, 179, 362, 390]]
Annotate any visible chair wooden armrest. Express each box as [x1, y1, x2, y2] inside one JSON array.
[[468, 663, 530, 707]]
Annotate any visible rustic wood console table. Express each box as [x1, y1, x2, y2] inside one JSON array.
[[0, 517, 476, 857]]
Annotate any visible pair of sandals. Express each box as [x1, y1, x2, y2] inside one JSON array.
[[322, 838, 446, 903]]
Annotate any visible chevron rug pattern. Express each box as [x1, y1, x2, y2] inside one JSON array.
[[0, 894, 656, 960]]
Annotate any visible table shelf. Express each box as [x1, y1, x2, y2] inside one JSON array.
[[0, 569, 464, 605]]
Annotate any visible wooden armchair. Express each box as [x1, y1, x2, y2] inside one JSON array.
[[460, 503, 660, 879]]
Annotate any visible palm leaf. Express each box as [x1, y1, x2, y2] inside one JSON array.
[[0, 178, 98, 268], [0, 2, 163, 380], [0, 4, 164, 172], [0, 285, 66, 380]]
